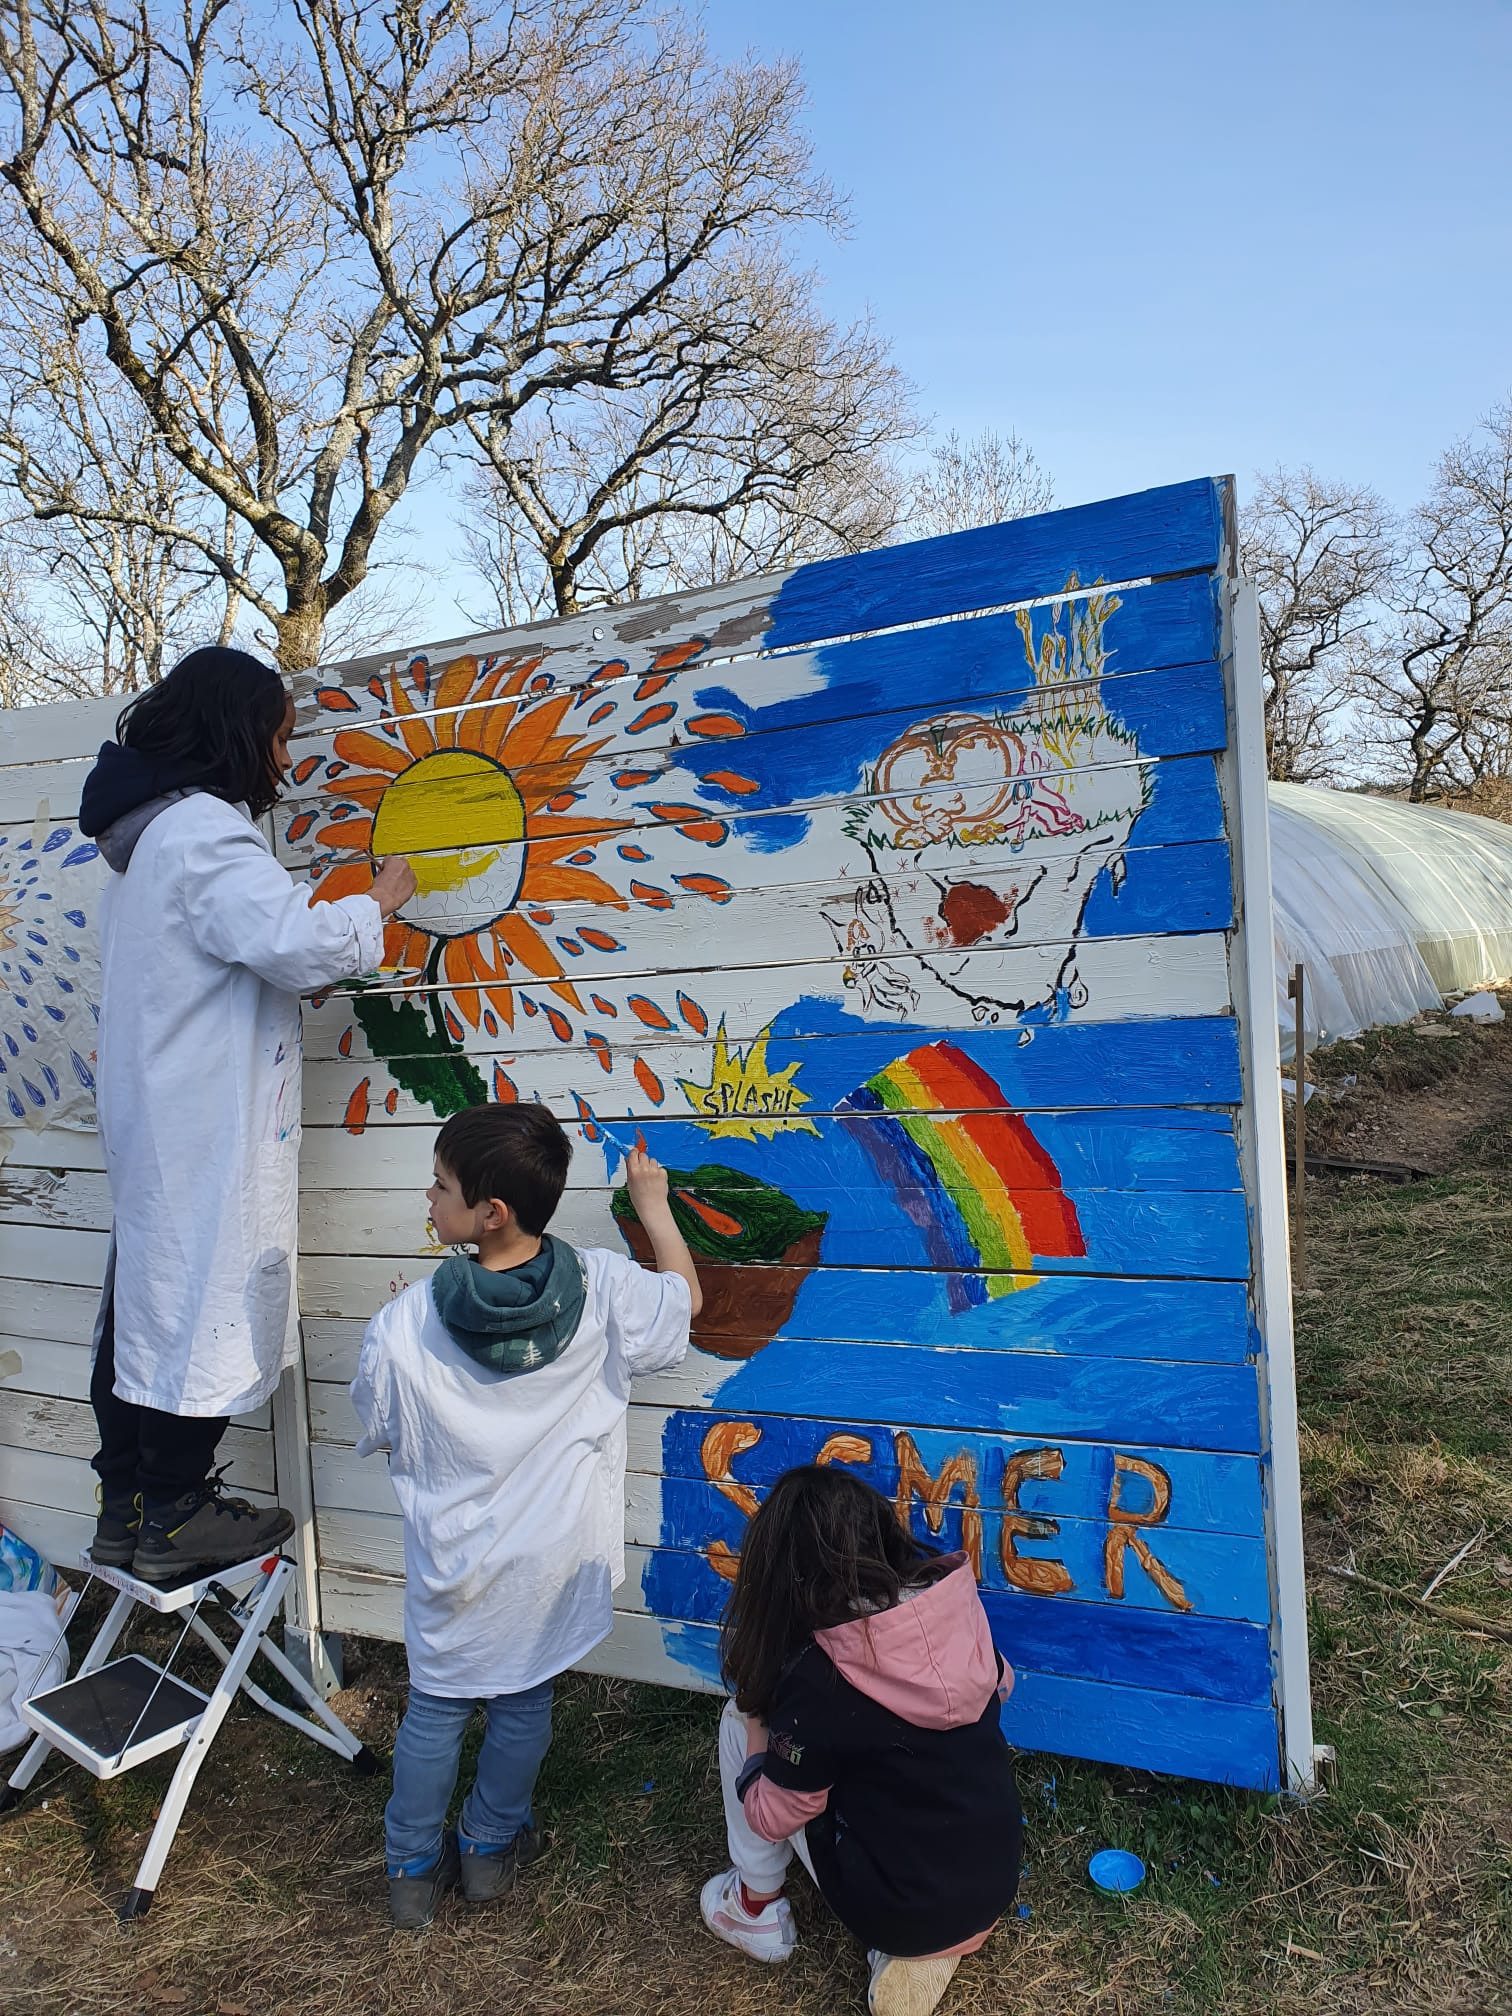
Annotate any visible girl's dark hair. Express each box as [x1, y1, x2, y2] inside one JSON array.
[[117, 646, 289, 819], [720, 1465, 940, 1716], [434, 1102, 572, 1238]]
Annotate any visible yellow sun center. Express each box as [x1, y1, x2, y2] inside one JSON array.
[[370, 748, 528, 937]]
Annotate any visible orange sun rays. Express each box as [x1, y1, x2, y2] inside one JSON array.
[[307, 654, 629, 1030]]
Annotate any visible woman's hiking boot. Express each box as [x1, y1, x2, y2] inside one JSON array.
[[389, 1831, 460, 1930], [89, 1489, 141, 1567], [459, 1823, 548, 1904], [132, 1468, 294, 1583]]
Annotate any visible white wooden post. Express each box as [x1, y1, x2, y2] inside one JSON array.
[[1225, 579, 1319, 1793], [270, 1353, 342, 1696]]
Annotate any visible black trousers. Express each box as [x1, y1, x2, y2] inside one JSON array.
[[90, 1294, 228, 1510]]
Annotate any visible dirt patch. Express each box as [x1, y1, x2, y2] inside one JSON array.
[[1297, 1002, 1512, 1173]]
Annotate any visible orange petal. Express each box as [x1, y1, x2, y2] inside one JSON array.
[[650, 637, 707, 671], [310, 863, 371, 904], [316, 817, 374, 853], [443, 938, 483, 1029], [344, 1078, 371, 1134], [525, 864, 629, 911], [327, 774, 391, 811], [502, 691, 576, 772], [387, 676, 438, 762], [430, 655, 480, 749], [499, 913, 564, 982], [330, 729, 411, 776]]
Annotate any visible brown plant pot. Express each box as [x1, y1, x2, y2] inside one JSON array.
[[615, 1221, 825, 1360]]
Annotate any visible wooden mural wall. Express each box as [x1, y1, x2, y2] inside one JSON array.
[[0, 478, 1315, 1792]]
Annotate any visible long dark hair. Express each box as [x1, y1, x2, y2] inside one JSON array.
[[117, 646, 289, 819], [720, 1466, 941, 1716]]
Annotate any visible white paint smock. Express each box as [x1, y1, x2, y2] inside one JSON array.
[[350, 1252, 691, 1696], [95, 794, 382, 1416]]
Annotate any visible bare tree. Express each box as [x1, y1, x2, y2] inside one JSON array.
[[1351, 403, 1512, 802], [904, 428, 1054, 539], [1239, 468, 1397, 782], [0, 0, 861, 671], [465, 271, 913, 621]]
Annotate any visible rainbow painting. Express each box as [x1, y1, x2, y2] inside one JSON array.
[[839, 1042, 1085, 1311]]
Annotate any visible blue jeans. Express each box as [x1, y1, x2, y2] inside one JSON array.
[[384, 1679, 555, 1877]]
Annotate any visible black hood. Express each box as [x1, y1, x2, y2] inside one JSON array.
[[78, 741, 207, 839]]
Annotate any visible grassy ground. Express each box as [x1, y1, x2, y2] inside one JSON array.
[[4, 1013, 1512, 2015]]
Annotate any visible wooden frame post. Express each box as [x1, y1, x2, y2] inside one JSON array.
[[1226, 580, 1319, 1794]]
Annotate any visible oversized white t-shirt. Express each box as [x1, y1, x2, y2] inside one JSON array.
[[349, 1247, 691, 1697]]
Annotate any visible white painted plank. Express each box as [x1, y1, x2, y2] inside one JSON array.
[[0, 1493, 95, 1572], [0, 1334, 270, 1428], [0, 1279, 101, 1347], [1, 1444, 273, 1525], [0, 1391, 272, 1490], [0, 757, 90, 823], [1, 692, 123, 767], [315, 1566, 725, 1697], [0, 1166, 112, 1234], [286, 571, 784, 735], [0, 1334, 95, 1400], [574, 1608, 724, 1692], [0, 1125, 104, 1173], [0, 1224, 110, 1289], [300, 933, 1233, 1051], [294, 941, 1232, 1141], [290, 842, 1224, 973]]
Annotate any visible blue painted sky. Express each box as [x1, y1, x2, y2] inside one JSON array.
[[395, 0, 1512, 636]]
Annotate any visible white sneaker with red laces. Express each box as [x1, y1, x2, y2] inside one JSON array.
[[699, 1869, 798, 1963]]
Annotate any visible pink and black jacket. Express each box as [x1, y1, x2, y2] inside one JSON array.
[[736, 1554, 1023, 1957]]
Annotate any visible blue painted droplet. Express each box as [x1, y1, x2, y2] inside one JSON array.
[[21, 1077, 45, 1108], [65, 910, 86, 927], [42, 827, 70, 851], [70, 1051, 95, 1090], [63, 844, 99, 866]]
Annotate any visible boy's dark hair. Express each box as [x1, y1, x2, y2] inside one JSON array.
[[434, 1103, 572, 1237], [117, 646, 289, 820], [719, 1465, 942, 1718]]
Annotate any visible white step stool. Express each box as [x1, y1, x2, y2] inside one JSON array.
[[0, 1549, 377, 1919]]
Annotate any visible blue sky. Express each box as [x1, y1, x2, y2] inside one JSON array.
[[402, 0, 1512, 635]]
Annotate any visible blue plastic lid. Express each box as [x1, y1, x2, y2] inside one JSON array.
[[1088, 1849, 1146, 1893]]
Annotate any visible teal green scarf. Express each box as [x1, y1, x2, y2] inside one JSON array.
[[431, 1236, 586, 1374]]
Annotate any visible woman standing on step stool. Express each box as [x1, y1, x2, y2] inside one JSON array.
[[78, 647, 415, 1584]]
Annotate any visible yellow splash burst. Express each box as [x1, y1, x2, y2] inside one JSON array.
[[678, 1022, 820, 1141]]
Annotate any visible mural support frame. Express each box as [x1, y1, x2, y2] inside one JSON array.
[[1225, 577, 1319, 1794]]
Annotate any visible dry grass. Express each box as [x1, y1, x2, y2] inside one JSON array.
[[5, 1035, 1512, 2014]]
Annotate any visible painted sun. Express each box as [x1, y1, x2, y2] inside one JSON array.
[[304, 653, 628, 1040]]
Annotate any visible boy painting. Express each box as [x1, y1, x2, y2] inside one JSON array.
[[349, 1103, 700, 1928]]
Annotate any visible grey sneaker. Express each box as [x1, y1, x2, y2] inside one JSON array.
[[459, 1824, 548, 1904], [90, 1489, 141, 1567], [132, 1470, 294, 1584], [389, 1830, 460, 1930]]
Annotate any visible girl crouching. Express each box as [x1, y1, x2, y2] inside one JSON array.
[[702, 1465, 1023, 2016]]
